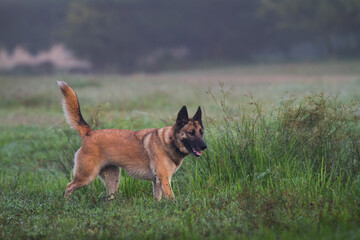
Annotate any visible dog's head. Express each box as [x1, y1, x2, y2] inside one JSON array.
[[172, 106, 207, 157]]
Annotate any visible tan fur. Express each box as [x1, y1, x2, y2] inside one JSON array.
[[57, 81, 206, 201]]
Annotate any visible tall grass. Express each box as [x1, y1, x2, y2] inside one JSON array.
[[178, 90, 360, 232], [196, 91, 360, 185]]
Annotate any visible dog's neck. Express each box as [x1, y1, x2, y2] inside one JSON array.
[[167, 127, 188, 165]]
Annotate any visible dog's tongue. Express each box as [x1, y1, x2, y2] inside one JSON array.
[[192, 148, 202, 156]]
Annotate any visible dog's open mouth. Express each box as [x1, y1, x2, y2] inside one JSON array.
[[191, 148, 202, 157], [183, 140, 202, 157]]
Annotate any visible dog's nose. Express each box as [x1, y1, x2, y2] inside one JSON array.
[[200, 144, 207, 151]]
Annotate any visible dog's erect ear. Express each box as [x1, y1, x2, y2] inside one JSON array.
[[176, 105, 189, 127], [193, 106, 202, 122]]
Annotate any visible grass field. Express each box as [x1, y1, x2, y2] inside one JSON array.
[[1, 60, 360, 239]]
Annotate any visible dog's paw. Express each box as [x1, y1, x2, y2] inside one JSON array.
[[107, 194, 115, 201]]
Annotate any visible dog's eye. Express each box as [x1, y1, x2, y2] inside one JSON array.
[[189, 130, 195, 136]]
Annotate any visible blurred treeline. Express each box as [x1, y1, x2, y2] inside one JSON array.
[[1, 0, 360, 72]]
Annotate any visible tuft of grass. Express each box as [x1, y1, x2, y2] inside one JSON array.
[[198, 90, 360, 186]]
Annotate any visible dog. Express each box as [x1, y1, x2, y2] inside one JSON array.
[[57, 81, 207, 200]]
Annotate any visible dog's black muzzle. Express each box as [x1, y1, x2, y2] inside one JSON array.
[[183, 138, 207, 157]]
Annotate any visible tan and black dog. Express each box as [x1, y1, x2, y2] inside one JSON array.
[[57, 81, 207, 201]]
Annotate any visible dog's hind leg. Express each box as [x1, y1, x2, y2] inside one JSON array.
[[64, 149, 100, 198], [152, 178, 162, 201], [99, 165, 121, 200]]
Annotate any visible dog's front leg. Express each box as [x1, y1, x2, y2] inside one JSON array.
[[152, 177, 162, 201], [153, 158, 175, 200], [157, 175, 174, 200]]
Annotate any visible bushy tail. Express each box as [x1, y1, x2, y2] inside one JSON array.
[[57, 81, 92, 138]]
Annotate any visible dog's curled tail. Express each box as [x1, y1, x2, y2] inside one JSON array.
[[57, 81, 92, 138]]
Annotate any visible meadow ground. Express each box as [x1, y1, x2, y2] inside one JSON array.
[[1, 60, 360, 239]]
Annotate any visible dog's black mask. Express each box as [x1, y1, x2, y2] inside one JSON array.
[[175, 106, 207, 157]]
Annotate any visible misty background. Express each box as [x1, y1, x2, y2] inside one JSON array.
[[1, 0, 360, 73]]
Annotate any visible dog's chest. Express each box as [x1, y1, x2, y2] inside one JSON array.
[[163, 158, 184, 177], [172, 159, 184, 174]]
